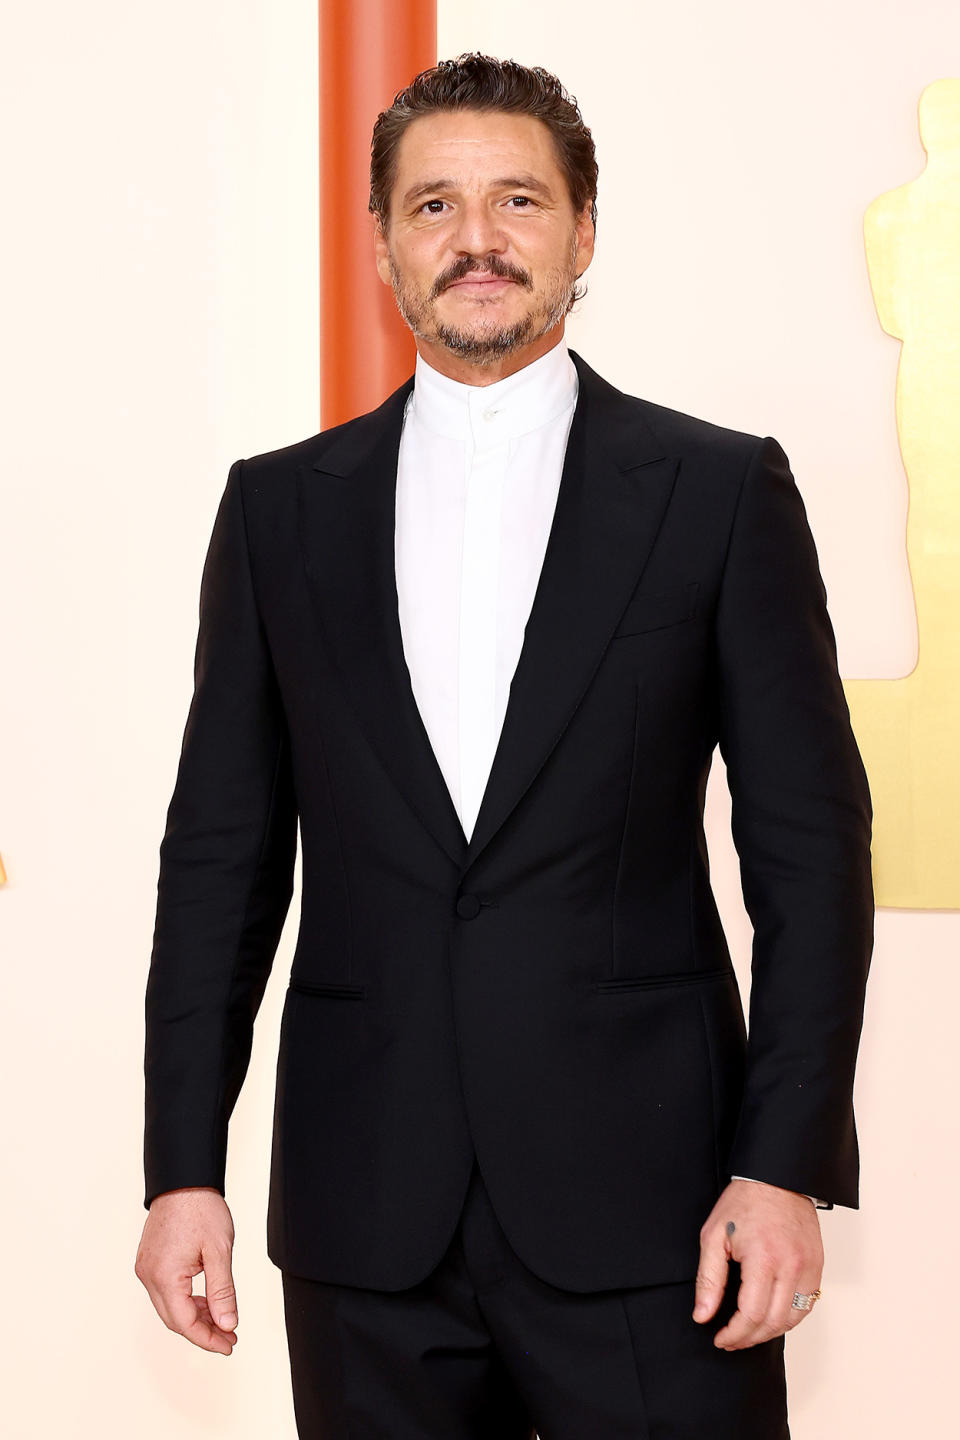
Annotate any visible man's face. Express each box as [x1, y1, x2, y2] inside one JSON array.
[[374, 109, 595, 374]]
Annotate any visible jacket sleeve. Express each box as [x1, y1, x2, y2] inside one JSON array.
[[143, 460, 298, 1208], [715, 436, 874, 1208]]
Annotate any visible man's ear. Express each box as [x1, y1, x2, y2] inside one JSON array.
[[373, 215, 392, 286], [574, 203, 596, 279]]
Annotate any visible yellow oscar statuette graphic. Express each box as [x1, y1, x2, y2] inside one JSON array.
[[843, 78, 960, 908]]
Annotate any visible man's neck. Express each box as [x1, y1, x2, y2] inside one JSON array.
[[414, 324, 568, 388]]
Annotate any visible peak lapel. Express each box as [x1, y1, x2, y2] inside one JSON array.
[[464, 354, 680, 865], [297, 380, 469, 868]]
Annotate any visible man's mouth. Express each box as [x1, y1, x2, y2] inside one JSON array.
[[431, 260, 530, 299], [444, 273, 517, 291]]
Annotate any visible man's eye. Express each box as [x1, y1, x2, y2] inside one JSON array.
[[421, 200, 446, 214], [508, 196, 532, 208]]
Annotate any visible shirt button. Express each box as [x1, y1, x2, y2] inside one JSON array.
[[482, 407, 497, 422], [455, 893, 482, 920]]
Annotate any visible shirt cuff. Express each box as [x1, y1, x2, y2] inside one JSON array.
[[730, 1174, 826, 1208]]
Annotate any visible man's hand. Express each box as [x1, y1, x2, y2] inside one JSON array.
[[135, 1187, 239, 1356], [693, 1178, 823, 1350]]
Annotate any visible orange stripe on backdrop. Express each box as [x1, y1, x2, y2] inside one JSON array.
[[319, 0, 437, 427]]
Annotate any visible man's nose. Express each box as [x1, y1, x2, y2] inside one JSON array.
[[449, 202, 507, 256]]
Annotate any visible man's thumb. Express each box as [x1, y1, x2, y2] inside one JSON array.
[[692, 1231, 728, 1323], [204, 1244, 238, 1331]]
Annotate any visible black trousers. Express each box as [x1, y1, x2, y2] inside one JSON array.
[[281, 1158, 789, 1439]]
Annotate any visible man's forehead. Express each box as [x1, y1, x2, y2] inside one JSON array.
[[393, 110, 560, 182]]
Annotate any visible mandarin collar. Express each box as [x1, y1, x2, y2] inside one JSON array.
[[407, 338, 579, 448]]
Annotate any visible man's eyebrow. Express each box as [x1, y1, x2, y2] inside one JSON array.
[[401, 179, 457, 207], [400, 175, 555, 207], [492, 175, 554, 197]]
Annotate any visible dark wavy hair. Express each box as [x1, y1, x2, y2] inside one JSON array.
[[369, 53, 598, 231]]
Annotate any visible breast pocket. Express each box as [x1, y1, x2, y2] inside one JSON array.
[[613, 580, 700, 638]]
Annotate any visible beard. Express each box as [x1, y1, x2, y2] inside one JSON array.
[[387, 236, 580, 366]]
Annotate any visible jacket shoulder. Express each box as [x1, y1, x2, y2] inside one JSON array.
[[239, 376, 415, 490], [630, 394, 763, 464], [573, 351, 764, 474]]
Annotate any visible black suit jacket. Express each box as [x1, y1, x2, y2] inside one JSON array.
[[144, 351, 874, 1293]]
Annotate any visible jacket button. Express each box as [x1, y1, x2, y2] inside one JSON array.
[[455, 893, 481, 920]]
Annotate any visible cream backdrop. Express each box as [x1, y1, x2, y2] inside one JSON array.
[[1, 1, 957, 1435]]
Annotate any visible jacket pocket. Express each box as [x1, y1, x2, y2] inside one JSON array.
[[593, 965, 734, 994], [613, 580, 700, 637], [288, 978, 367, 1000]]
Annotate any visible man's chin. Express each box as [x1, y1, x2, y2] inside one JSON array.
[[433, 293, 522, 328], [430, 319, 535, 364]]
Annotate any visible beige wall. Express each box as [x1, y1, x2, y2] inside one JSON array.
[[1, 2, 957, 1434]]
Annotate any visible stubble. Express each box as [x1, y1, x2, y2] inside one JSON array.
[[387, 233, 580, 367]]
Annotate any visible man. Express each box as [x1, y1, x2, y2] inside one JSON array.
[[136, 54, 874, 1438]]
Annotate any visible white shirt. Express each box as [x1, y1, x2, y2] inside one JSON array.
[[395, 337, 578, 843], [393, 338, 822, 1210]]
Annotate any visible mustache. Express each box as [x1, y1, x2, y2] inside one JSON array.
[[430, 255, 533, 299]]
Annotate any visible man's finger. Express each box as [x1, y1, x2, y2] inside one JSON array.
[[143, 1263, 195, 1335], [177, 1301, 237, 1355], [777, 1274, 821, 1334], [144, 1264, 236, 1356], [192, 1295, 240, 1352], [164, 1284, 237, 1355], [692, 1224, 730, 1323], [713, 1261, 776, 1349], [203, 1240, 239, 1332]]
